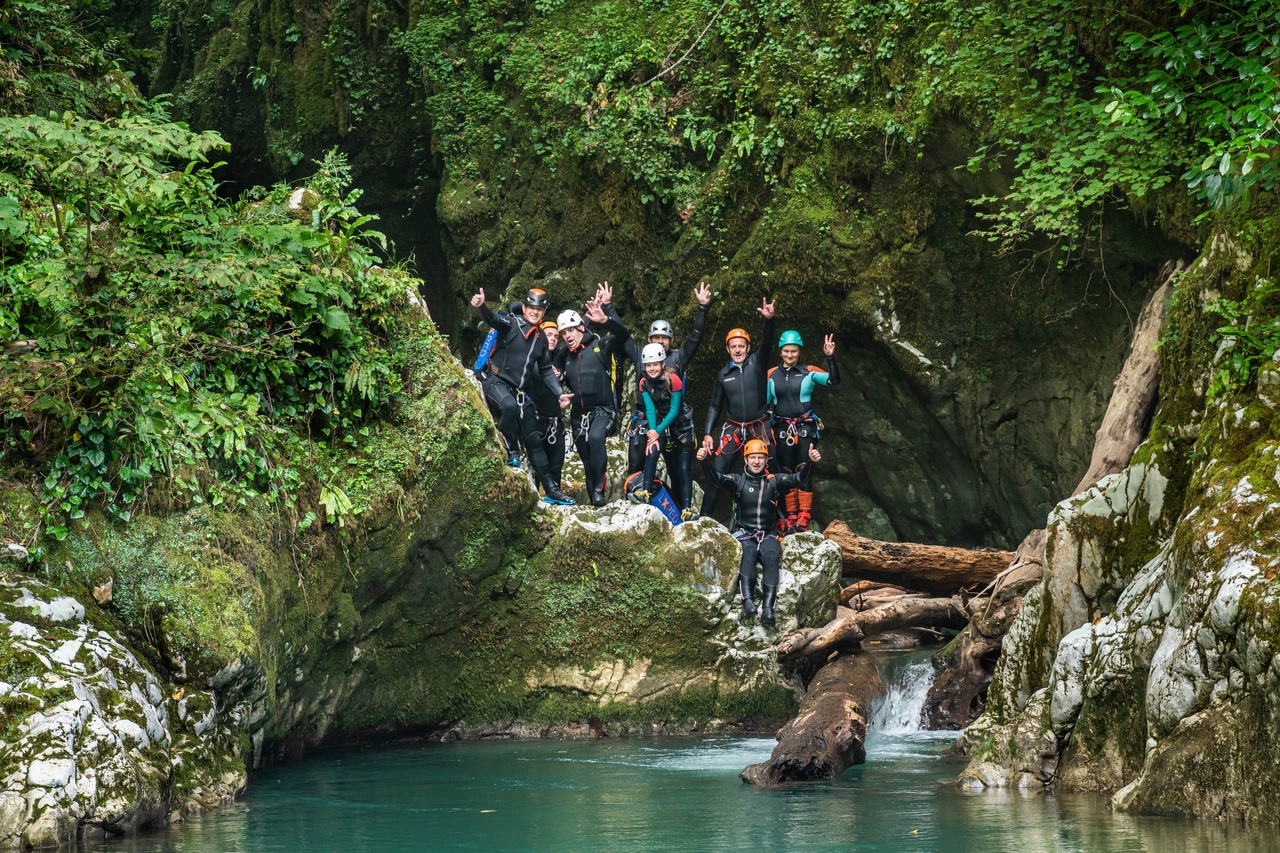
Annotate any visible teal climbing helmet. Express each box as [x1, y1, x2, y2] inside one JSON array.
[[778, 329, 804, 347]]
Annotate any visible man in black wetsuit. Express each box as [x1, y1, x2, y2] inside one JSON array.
[[606, 282, 712, 519], [698, 438, 820, 622], [470, 287, 575, 505], [558, 284, 632, 507], [699, 298, 776, 520]]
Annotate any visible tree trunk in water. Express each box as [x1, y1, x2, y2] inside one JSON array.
[[740, 654, 885, 785], [778, 596, 973, 663], [824, 520, 1014, 595]]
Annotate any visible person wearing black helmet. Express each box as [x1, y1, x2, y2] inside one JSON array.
[[699, 298, 776, 521], [769, 331, 839, 533], [470, 286, 576, 505], [604, 282, 712, 519], [559, 283, 632, 507]]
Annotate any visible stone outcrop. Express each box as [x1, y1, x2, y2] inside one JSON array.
[[956, 221, 1280, 820]]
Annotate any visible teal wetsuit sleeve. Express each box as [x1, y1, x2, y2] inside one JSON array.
[[643, 391, 659, 431], [656, 390, 682, 433]]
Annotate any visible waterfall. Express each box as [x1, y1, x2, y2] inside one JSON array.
[[869, 660, 936, 734]]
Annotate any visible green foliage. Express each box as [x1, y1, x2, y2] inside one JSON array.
[[400, 0, 1279, 258], [0, 106, 414, 549], [1206, 277, 1280, 398]]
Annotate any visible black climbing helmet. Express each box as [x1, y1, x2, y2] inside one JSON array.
[[524, 288, 549, 308]]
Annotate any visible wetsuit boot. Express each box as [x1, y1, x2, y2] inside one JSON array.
[[538, 466, 576, 505], [795, 490, 814, 532], [737, 575, 757, 620], [760, 585, 778, 623]]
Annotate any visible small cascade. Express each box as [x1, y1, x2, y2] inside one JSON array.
[[869, 660, 936, 734]]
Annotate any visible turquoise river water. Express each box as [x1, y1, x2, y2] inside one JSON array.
[[83, 663, 1280, 852]]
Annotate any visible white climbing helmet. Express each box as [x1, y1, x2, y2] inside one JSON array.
[[648, 319, 674, 339], [641, 343, 667, 364], [558, 309, 584, 330]]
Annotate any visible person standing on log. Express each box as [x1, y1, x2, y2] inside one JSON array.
[[768, 332, 839, 534], [699, 298, 776, 520], [698, 438, 820, 622], [559, 284, 631, 507], [605, 283, 712, 520], [470, 287, 575, 505]]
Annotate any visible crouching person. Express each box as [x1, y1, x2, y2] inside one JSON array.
[[697, 438, 820, 623]]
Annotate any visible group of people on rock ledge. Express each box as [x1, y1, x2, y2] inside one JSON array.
[[469, 282, 839, 622]]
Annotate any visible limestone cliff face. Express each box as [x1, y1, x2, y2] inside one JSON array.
[[0, 309, 840, 845], [957, 207, 1280, 820]]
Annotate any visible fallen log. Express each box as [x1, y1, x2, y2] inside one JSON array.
[[824, 520, 1014, 595], [839, 580, 906, 606], [740, 653, 885, 785], [779, 596, 971, 662]]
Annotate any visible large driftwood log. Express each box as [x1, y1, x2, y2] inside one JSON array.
[[824, 520, 1014, 594], [778, 596, 971, 662], [1072, 261, 1179, 495], [740, 654, 885, 785]]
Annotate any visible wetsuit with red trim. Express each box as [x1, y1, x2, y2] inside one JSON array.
[[699, 316, 774, 519], [638, 370, 693, 509], [703, 460, 809, 621], [476, 301, 566, 499], [769, 353, 839, 532], [609, 302, 708, 493], [562, 315, 631, 506]]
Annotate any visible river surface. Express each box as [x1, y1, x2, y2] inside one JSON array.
[[84, 662, 1280, 852]]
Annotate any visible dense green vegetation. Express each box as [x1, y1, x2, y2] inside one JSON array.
[[401, 0, 1279, 255], [1, 4, 420, 553]]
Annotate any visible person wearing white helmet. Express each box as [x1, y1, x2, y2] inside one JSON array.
[[632, 342, 689, 506], [558, 286, 632, 507], [602, 282, 712, 519]]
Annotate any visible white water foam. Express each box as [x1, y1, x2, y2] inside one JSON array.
[[870, 661, 936, 734]]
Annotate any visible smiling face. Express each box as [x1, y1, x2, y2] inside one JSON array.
[[649, 334, 673, 350], [726, 338, 749, 364], [561, 326, 585, 349], [745, 452, 769, 474], [524, 305, 546, 326], [644, 362, 664, 379], [781, 344, 801, 368]]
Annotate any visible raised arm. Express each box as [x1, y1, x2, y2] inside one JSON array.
[[471, 288, 512, 332], [676, 282, 712, 370], [755, 298, 776, 370], [816, 334, 839, 386], [602, 300, 642, 365]]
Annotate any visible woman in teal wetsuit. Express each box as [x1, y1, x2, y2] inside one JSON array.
[[767, 331, 838, 533]]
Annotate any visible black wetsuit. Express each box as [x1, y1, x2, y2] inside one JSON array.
[[703, 461, 808, 618], [533, 338, 568, 487], [562, 317, 630, 505], [476, 302, 562, 492], [700, 316, 775, 519], [611, 302, 707, 510]]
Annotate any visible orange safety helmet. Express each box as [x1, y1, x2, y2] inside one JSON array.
[[725, 327, 751, 345], [540, 320, 558, 330], [744, 439, 770, 457]]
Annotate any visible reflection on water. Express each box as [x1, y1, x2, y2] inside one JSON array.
[[81, 732, 1280, 853]]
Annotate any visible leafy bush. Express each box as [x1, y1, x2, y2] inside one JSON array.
[[0, 106, 413, 543]]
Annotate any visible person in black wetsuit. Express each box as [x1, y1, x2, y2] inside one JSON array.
[[698, 438, 820, 622], [559, 284, 632, 507], [607, 282, 712, 519], [532, 318, 567, 492], [469, 287, 575, 505], [699, 298, 776, 520], [769, 331, 839, 533]]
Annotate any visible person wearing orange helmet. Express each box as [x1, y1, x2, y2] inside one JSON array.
[[698, 438, 820, 622], [699, 298, 776, 520]]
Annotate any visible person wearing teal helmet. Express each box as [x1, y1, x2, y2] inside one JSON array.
[[767, 330, 839, 532]]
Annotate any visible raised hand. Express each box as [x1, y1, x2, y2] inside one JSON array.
[[585, 299, 607, 325], [694, 281, 712, 306], [596, 281, 613, 305], [824, 334, 835, 356], [469, 287, 487, 308], [808, 445, 822, 462], [758, 297, 775, 319]]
